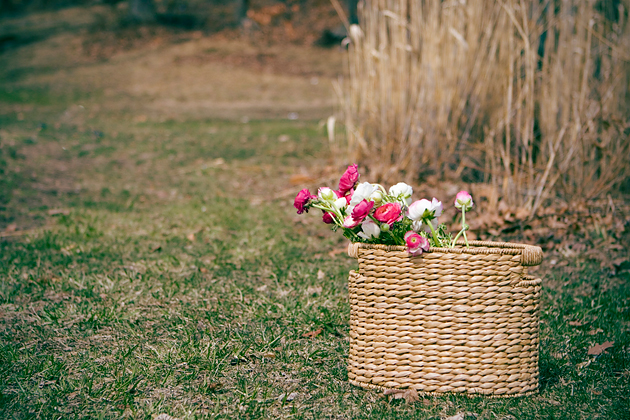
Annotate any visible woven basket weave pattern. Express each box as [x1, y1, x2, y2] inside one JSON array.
[[348, 241, 543, 397]]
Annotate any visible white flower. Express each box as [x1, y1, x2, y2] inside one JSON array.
[[413, 218, 439, 233], [389, 182, 413, 205], [408, 198, 443, 222], [349, 182, 378, 206], [318, 187, 336, 202], [358, 219, 381, 240], [333, 197, 348, 212]]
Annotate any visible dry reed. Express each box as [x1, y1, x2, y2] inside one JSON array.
[[334, 0, 630, 213]]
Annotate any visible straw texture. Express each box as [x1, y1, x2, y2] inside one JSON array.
[[347, 241, 543, 396]]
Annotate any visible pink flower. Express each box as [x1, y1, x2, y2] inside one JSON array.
[[338, 164, 359, 194], [294, 188, 315, 214], [405, 231, 430, 255], [351, 199, 374, 222], [454, 191, 474, 211], [322, 211, 335, 224], [373, 202, 403, 226]]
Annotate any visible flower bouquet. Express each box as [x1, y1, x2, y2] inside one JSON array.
[[294, 164, 474, 254], [294, 165, 544, 397]]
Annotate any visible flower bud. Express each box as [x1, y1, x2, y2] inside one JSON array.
[[370, 190, 384, 206], [454, 191, 474, 211]]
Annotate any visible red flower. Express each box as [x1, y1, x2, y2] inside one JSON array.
[[294, 188, 315, 214], [322, 211, 335, 224], [338, 164, 359, 194], [373, 202, 403, 226]]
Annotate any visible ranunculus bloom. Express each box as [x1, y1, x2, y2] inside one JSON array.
[[318, 187, 336, 202], [389, 182, 413, 205], [338, 164, 359, 194], [454, 190, 474, 211], [333, 197, 348, 212], [350, 182, 378, 206], [294, 188, 315, 214], [404, 231, 430, 255], [373, 202, 403, 226], [358, 219, 381, 240], [322, 211, 335, 224], [407, 198, 443, 222], [351, 199, 374, 222]]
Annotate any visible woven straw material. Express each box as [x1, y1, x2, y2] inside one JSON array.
[[347, 241, 543, 397]]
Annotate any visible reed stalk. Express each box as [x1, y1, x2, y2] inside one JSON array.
[[335, 0, 630, 213]]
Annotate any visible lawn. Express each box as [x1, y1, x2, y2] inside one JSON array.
[[1, 13, 629, 420]]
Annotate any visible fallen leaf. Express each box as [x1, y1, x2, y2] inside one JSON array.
[[317, 269, 325, 280], [588, 341, 614, 355], [4, 223, 17, 232], [262, 352, 275, 359], [587, 328, 603, 335], [569, 320, 583, 326], [206, 382, 222, 391], [302, 328, 322, 339], [306, 286, 322, 295], [328, 248, 347, 257], [186, 232, 195, 241], [47, 208, 71, 216], [278, 392, 298, 402], [199, 267, 208, 273], [444, 413, 466, 420], [515, 207, 530, 220], [383, 388, 419, 404], [155, 414, 181, 420]]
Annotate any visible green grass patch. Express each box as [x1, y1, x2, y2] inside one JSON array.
[[0, 65, 628, 419]]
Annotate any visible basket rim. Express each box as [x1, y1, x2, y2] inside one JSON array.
[[348, 240, 543, 266]]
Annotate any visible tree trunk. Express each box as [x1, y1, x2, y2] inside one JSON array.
[[235, 0, 250, 24], [129, 0, 156, 23], [348, 0, 358, 24]]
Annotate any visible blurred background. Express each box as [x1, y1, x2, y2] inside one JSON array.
[[1, 0, 630, 252]]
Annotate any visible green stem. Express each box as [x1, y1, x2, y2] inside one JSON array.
[[312, 203, 344, 225], [452, 229, 464, 247], [427, 219, 442, 247], [451, 209, 470, 248], [462, 209, 469, 247]]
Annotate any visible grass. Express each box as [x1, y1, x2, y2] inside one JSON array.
[[1, 18, 629, 419]]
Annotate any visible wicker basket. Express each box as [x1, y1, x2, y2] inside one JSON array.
[[346, 240, 543, 397]]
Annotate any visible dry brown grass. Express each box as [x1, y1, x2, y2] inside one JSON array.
[[335, 0, 630, 213]]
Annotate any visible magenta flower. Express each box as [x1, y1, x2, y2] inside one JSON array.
[[338, 164, 359, 194], [351, 199, 374, 222], [454, 191, 474, 211], [404, 231, 430, 255], [322, 211, 335, 224], [373, 202, 403, 226], [294, 188, 315, 214]]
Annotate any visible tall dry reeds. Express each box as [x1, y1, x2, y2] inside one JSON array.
[[334, 0, 630, 214]]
